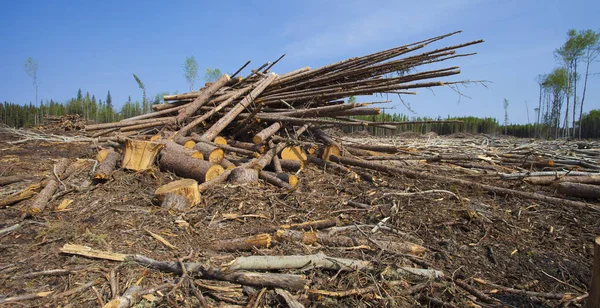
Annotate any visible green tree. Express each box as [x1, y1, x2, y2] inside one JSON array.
[[204, 68, 222, 83], [183, 56, 199, 91], [348, 96, 357, 103], [24, 57, 39, 125], [106, 91, 113, 122], [556, 29, 586, 137]]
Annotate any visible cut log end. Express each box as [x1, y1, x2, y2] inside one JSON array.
[[281, 146, 307, 161], [206, 164, 226, 181], [191, 151, 205, 160], [96, 149, 110, 163], [214, 136, 227, 145], [208, 148, 225, 163], [322, 145, 341, 161], [183, 140, 196, 149], [252, 135, 264, 145]]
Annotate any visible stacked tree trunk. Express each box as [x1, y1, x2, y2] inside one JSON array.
[[84, 31, 485, 201]]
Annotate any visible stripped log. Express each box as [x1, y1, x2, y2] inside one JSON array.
[[253, 122, 282, 144], [176, 74, 230, 123], [524, 175, 600, 185], [214, 234, 272, 252], [0, 175, 32, 186]]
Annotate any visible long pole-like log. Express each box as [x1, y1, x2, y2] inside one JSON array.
[[201, 73, 277, 141], [329, 155, 598, 211], [176, 74, 230, 123]]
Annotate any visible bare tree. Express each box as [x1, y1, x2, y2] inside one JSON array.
[[24, 57, 39, 125], [503, 98, 509, 135]]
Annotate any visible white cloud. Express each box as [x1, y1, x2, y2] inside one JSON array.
[[283, 0, 478, 59]]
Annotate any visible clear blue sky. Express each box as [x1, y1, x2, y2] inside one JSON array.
[[1, 0, 599, 124]]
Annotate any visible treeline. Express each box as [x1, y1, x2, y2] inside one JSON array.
[[0, 89, 166, 128], [342, 111, 600, 139]]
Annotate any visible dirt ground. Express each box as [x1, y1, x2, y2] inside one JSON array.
[[1, 130, 599, 307]]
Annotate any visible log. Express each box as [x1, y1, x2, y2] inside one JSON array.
[[154, 179, 201, 210], [214, 234, 272, 251], [27, 158, 70, 215], [259, 171, 293, 190], [159, 151, 224, 183], [224, 252, 372, 272], [176, 74, 230, 123], [253, 122, 282, 144], [0, 184, 41, 208], [161, 140, 204, 160], [590, 236, 600, 308], [201, 73, 278, 141], [0, 175, 32, 186], [94, 148, 120, 180], [227, 140, 266, 153], [129, 255, 307, 290], [228, 168, 259, 184], [121, 139, 163, 171], [329, 155, 599, 211], [260, 171, 298, 188], [277, 159, 305, 172], [220, 158, 236, 170], [524, 175, 600, 186], [557, 182, 600, 199], [192, 141, 224, 163], [174, 85, 251, 138]]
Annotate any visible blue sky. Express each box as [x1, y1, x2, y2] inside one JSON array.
[[1, 0, 599, 124]]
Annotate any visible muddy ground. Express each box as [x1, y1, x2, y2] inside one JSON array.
[[1, 130, 599, 307]]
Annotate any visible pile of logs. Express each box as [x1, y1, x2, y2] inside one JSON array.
[[82, 31, 485, 207], [42, 115, 86, 131]]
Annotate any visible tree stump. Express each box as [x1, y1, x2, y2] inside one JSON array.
[[281, 146, 307, 161], [228, 168, 259, 184], [155, 179, 201, 210], [121, 139, 163, 171]]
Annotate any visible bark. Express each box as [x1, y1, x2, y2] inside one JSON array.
[[220, 158, 236, 170], [277, 159, 305, 172], [121, 139, 164, 171], [590, 237, 600, 308], [0, 175, 32, 186], [94, 148, 120, 180], [159, 150, 224, 183], [259, 171, 294, 190], [227, 140, 266, 153], [557, 182, 600, 199], [201, 73, 277, 141], [85, 117, 175, 131], [176, 74, 230, 123], [271, 150, 283, 173], [344, 143, 403, 154], [161, 140, 204, 160], [329, 155, 599, 211], [253, 122, 282, 144], [228, 168, 259, 184], [524, 175, 600, 186]]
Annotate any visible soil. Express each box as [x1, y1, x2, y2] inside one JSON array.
[[1, 130, 599, 307]]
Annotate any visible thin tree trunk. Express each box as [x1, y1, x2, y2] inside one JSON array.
[[579, 59, 591, 139]]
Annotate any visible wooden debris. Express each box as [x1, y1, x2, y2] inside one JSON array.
[[154, 178, 201, 210], [121, 139, 163, 171], [94, 147, 120, 180]]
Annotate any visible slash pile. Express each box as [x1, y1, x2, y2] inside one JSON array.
[[82, 31, 484, 200]]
